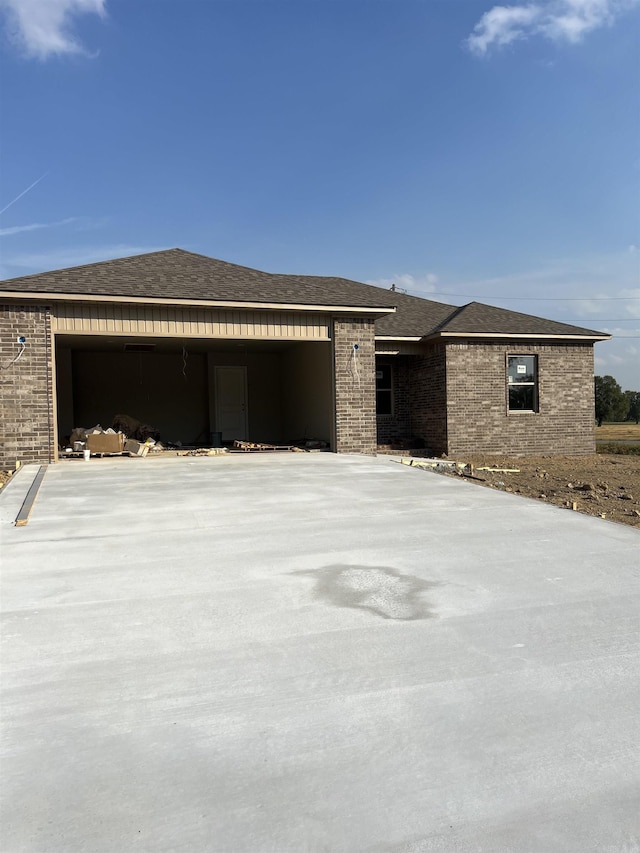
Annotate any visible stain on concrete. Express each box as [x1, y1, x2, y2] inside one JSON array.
[[295, 565, 438, 620]]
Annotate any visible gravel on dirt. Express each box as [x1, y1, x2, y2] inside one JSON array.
[[440, 452, 640, 528]]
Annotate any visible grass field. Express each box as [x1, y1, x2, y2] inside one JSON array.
[[595, 422, 640, 442]]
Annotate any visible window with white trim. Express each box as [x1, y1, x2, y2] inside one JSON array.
[[508, 355, 538, 412]]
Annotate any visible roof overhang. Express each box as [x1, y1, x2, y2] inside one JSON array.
[[376, 331, 611, 345], [0, 290, 396, 316], [432, 331, 611, 342], [375, 335, 422, 341]]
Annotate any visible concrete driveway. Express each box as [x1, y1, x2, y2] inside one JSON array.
[[1, 453, 638, 852]]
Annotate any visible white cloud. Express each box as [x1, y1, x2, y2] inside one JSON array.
[[541, 0, 617, 41], [466, 0, 638, 56], [0, 217, 78, 237], [366, 272, 439, 296], [466, 4, 542, 55], [0, 0, 107, 60]]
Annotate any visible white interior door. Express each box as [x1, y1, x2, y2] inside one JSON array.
[[215, 366, 248, 441]]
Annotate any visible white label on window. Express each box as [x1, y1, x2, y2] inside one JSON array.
[[517, 364, 527, 374]]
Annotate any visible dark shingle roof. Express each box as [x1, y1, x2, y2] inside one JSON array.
[[373, 293, 605, 338], [431, 301, 605, 338], [1, 248, 607, 339], [374, 291, 458, 336], [0, 248, 398, 310]]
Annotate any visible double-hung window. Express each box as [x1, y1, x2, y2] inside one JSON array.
[[508, 355, 538, 412]]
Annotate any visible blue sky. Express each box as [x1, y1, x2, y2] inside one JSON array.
[[1, 0, 638, 389]]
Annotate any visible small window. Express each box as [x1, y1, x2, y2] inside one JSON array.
[[508, 355, 538, 412], [376, 363, 393, 416]]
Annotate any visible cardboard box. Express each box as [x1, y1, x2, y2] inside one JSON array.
[[125, 439, 149, 457], [86, 433, 125, 454]]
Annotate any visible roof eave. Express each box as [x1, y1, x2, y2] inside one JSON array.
[[374, 335, 423, 342], [424, 331, 611, 342], [0, 290, 396, 316]]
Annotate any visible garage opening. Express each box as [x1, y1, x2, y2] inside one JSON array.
[[55, 335, 334, 451]]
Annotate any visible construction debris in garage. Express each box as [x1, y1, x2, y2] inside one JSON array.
[[61, 415, 330, 459], [178, 448, 229, 457], [62, 416, 165, 458], [232, 439, 329, 452], [111, 414, 161, 443], [233, 440, 301, 452]]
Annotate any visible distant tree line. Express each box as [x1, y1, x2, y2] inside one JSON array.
[[594, 376, 640, 426]]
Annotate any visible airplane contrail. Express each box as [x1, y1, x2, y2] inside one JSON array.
[[0, 172, 48, 216]]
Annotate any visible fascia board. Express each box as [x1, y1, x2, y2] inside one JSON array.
[[374, 335, 422, 341], [425, 331, 610, 342], [0, 290, 396, 315]]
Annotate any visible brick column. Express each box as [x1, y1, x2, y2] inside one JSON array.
[[333, 317, 376, 454], [0, 304, 55, 468], [409, 344, 448, 455]]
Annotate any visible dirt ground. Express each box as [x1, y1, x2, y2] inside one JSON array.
[[440, 453, 640, 529], [3, 451, 640, 529]]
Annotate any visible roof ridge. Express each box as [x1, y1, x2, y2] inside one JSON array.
[[0, 248, 398, 310], [434, 298, 605, 337], [430, 301, 470, 333], [460, 300, 603, 336], [0, 247, 183, 286], [0, 247, 285, 287], [175, 250, 281, 279]]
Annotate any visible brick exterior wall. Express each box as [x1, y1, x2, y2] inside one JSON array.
[[1, 303, 55, 468], [445, 340, 596, 456], [408, 344, 448, 455], [333, 318, 377, 454], [376, 356, 411, 444], [0, 301, 597, 465]]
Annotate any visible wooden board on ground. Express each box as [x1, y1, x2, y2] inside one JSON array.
[[233, 440, 296, 452], [15, 466, 47, 527]]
